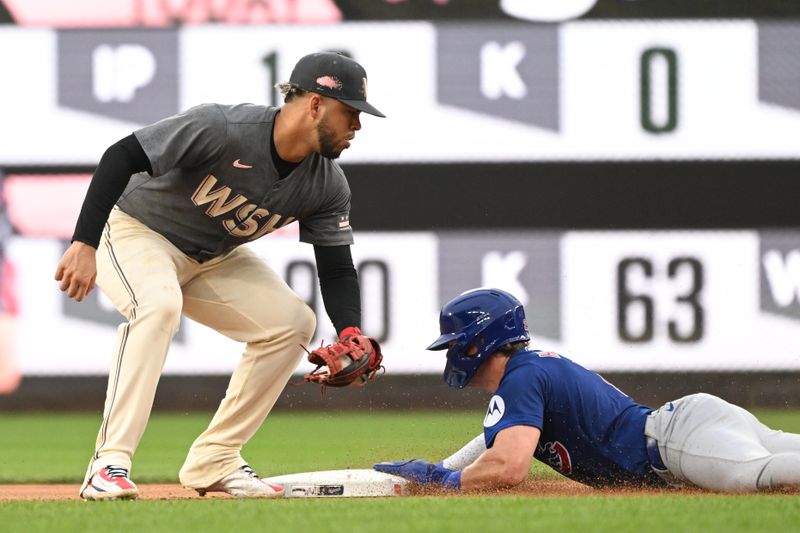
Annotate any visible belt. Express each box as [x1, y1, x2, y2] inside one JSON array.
[[646, 436, 668, 472]]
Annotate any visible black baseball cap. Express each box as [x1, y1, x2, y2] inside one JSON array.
[[289, 52, 385, 118]]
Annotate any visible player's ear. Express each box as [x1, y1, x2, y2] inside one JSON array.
[[308, 94, 323, 120]]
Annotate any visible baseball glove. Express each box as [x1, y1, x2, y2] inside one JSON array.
[[303, 327, 384, 388]]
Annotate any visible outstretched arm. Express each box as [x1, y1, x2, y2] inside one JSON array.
[[460, 425, 540, 490], [374, 425, 539, 492]]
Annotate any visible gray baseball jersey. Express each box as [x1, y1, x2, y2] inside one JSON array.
[[119, 103, 353, 262]]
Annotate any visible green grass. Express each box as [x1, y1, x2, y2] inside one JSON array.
[[1, 494, 799, 533], [0, 411, 488, 483], [1, 409, 800, 532], [2, 409, 797, 484]]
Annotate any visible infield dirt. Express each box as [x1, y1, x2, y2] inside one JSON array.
[[0, 479, 713, 501]]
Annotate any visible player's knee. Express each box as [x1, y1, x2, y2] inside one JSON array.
[[756, 453, 800, 490], [294, 300, 316, 344], [256, 298, 315, 345], [700, 468, 760, 493], [138, 291, 183, 334]]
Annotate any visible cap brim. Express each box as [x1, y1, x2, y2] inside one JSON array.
[[341, 99, 386, 118], [426, 332, 462, 351]]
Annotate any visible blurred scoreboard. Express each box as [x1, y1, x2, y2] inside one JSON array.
[[1, 20, 800, 164], [2, 20, 799, 376], [6, 227, 800, 375]]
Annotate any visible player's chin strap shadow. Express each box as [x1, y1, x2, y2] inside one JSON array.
[[290, 341, 386, 396]]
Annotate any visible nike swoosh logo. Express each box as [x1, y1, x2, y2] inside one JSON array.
[[233, 159, 253, 169]]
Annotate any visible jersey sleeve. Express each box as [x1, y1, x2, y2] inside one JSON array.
[[133, 103, 227, 176], [483, 362, 548, 448], [299, 165, 355, 246]]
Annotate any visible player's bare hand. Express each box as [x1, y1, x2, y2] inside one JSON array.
[[54, 241, 98, 302]]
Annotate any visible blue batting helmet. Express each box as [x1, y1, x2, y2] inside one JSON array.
[[427, 288, 530, 389]]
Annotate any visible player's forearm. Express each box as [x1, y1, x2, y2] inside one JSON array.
[[313, 244, 361, 335], [460, 447, 528, 491]]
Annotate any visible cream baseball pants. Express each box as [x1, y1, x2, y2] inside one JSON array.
[[645, 392, 800, 492], [81, 209, 316, 493]]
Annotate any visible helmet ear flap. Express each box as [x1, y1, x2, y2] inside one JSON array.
[[504, 310, 516, 330]]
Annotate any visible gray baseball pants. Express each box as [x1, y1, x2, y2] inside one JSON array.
[[645, 392, 800, 492]]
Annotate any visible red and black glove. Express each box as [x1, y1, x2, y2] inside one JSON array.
[[303, 327, 384, 388]]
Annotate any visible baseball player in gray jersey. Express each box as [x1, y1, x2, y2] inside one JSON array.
[[54, 52, 385, 500]]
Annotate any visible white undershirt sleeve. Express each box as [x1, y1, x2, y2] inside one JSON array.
[[440, 434, 487, 470]]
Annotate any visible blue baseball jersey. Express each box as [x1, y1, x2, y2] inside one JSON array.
[[483, 349, 665, 487]]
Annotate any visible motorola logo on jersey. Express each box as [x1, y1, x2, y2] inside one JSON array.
[[57, 29, 179, 125], [537, 441, 573, 475], [483, 395, 506, 427], [191, 174, 295, 240]]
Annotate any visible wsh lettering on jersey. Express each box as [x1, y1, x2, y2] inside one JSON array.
[[191, 174, 295, 240]]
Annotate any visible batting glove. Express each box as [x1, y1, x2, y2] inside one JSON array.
[[373, 459, 461, 489]]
